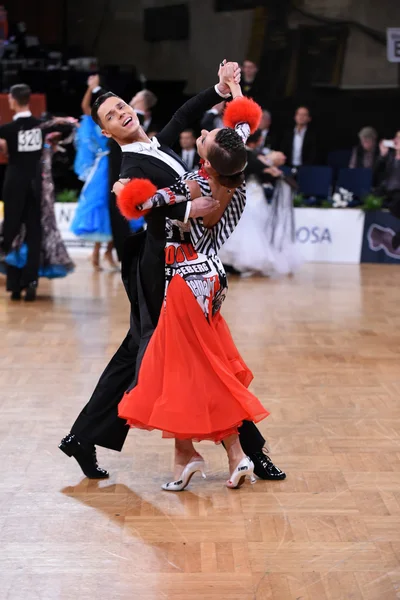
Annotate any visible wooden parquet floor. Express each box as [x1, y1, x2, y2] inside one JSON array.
[[1, 259, 400, 600]]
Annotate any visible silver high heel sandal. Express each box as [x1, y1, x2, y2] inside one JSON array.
[[226, 457, 256, 489], [162, 459, 207, 492]]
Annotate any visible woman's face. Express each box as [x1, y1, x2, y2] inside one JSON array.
[[196, 129, 220, 161]]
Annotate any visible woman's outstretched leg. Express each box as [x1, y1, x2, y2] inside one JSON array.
[[162, 438, 205, 492]]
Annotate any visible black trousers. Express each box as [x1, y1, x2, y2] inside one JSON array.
[[2, 168, 41, 291], [71, 332, 266, 455]]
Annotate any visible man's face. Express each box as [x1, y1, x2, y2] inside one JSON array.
[[360, 137, 374, 152], [394, 131, 400, 151], [295, 107, 310, 127], [180, 132, 196, 150], [260, 112, 271, 130], [196, 129, 220, 161], [8, 94, 16, 112], [242, 61, 258, 82], [97, 97, 140, 143]]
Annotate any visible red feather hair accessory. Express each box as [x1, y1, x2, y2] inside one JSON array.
[[117, 178, 157, 220], [223, 96, 262, 134]]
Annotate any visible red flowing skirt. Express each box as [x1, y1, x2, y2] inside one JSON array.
[[118, 274, 269, 441]]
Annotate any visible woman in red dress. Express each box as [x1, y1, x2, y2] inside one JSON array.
[[116, 74, 269, 490]]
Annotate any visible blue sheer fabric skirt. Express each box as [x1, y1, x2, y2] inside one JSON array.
[[71, 115, 112, 242], [71, 151, 112, 242]]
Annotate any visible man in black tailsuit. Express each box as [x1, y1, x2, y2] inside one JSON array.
[[59, 62, 286, 482], [0, 84, 43, 302]]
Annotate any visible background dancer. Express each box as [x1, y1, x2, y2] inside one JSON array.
[[72, 75, 115, 271], [38, 127, 76, 279], [219, 130, 301, 277], [0, 113, 77, 289], [0, 84, 43, 301]]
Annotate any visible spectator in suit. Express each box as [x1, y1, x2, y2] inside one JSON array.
[[281, 106, 317, 167], [246, 129, 286, 183], [129, 89, 158, 132], [179, 129, 200, 171], [200, 100, 225, 131], [374, 131, 400, 249], [242, 60, 259, 98], [349, 126, 379, 169], [256, 110, 277, 154]]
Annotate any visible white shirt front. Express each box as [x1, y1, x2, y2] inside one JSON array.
[[292, 126, 307, 167], [181, 148, 197, 170], [143, 117, 152, 132], [260, 128, 269, 146], [121, 137, 186, 177], [121, 137, 191, 221]]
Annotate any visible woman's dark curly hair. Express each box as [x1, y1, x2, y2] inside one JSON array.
[[207, 128, 247, 188]]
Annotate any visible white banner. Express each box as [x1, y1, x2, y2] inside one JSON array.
[[294, 208, 365, 264], [387, 28, 400, 62], [54, 202, 93, 247], [53, 204, 365, 263]]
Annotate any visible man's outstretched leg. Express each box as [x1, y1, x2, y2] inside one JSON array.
[[59, 332, 138, 478]]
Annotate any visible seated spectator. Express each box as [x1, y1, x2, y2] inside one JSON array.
[[257, 110, 277, 154], [280, 106, 317, 167], [179, 129, 200, 171], [200, 101, 225, 131], [129, 89, 158, 132], [374, 131, 400, 249], [349, 127, 379, 169]]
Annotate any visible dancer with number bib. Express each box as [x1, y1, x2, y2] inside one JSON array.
[[0, 84, 43, 301]]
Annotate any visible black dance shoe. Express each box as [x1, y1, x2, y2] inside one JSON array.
[[249, 449, 286, 480], [10, 290, 21, 301], [59, 434, 109, 479], [24, 282, 37, 302]]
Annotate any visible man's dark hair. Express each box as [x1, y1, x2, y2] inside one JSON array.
[[296, 105, 311, 116], [91, 92, 118, 127], [207, 128, 247, 188], [243, 59, 257, 66], [10, 84, 31, 106], [181, 128, 195, 136], [247, 129, 262, 146]]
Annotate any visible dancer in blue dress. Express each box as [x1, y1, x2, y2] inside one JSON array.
[[71, 77, 115, 270]]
